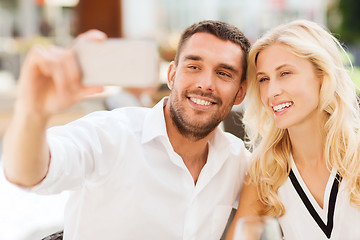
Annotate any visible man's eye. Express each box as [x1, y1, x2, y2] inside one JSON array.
[[217, 71, 231, 78], [188, 66, 199, 70]]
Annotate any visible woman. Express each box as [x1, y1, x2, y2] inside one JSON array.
[[226, 20, 360, 239]]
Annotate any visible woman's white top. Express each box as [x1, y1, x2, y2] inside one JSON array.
[[278, 159, 360, 240]]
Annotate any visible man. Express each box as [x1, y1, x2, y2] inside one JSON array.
[[3, 20, 250, 239]]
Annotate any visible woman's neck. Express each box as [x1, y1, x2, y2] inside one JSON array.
[[288, 115, 327, 167]]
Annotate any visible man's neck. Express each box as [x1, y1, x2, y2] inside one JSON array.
[[163, 103, 214, 184], [173, 136, 209, 185]]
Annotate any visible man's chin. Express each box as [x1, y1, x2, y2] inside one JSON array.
[[185, 118, 218, 128], [186, 121, 220, 134]]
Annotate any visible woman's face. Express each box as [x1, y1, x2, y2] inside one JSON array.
[[255, 43, 322, 130]]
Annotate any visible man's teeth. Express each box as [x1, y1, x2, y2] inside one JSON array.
[[190, 97, 212, 106], [273, 102, 293, 112]]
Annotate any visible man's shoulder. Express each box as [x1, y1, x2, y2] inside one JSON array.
[[89, 106, 150, 120], [213, 130, 250, 176], [222, 131, 246, 147], [99, 106, 152, 130], [53, 106, 152, 133], [214, 130, 249, 156], [111, 106, 151, 118]]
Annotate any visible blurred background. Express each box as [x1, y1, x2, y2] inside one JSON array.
[[0, 0, 359, 239]]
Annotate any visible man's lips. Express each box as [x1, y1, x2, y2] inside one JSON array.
[[184, 89, 221, 108], [189, 97, 213, 106]]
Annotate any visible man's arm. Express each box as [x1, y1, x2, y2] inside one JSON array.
[[3, 30, 106, 187], [3, 106, 50, 186]]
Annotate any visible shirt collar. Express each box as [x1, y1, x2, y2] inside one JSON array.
[[141, 97, 169, 144], [207, 128, 231, 166], [142, 97, 232, 152]]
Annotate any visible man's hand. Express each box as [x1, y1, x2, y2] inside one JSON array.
[[3, 30, 107, 187], [16, 29, 107, 118]]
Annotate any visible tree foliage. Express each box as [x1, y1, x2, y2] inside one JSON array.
[[338, 0, 360, 44]]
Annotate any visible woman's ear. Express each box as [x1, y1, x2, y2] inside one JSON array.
[[234, 80, 247, 105], [167, 61, 176, 90]]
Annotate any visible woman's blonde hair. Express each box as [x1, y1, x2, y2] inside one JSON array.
[[243, 19, 360, 217]]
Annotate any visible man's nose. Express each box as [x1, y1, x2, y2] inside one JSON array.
[[196, 71, 215, 92]]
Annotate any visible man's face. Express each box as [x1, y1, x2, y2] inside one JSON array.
[[166, 32, 245, 140]]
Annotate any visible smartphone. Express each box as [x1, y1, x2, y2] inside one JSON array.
[[75, 39, 159, 87]]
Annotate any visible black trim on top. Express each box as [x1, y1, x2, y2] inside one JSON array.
[[289, 170, 342, 239]]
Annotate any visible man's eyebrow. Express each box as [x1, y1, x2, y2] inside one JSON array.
[[218, 63, 238, 74], [183, 55, 239, 73], [183, 55, 202, 61]]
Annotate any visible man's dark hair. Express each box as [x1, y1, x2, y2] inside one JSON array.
[[174, 20, 251, 82]]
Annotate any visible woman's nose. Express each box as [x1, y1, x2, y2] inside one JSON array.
[[267, 79, 282, 98]]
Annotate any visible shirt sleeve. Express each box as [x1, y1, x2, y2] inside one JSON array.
[[25, 110, 130, 194]]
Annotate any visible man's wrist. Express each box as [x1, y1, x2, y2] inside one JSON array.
[[13, 100, 51, 125]]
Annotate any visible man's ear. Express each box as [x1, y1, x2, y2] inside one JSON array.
[[167, 61, 176, 90], [234, 80, 247, 105]]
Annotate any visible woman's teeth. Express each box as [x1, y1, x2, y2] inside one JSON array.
[[273, 102, 293, 112]]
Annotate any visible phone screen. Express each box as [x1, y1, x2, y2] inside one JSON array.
[[75, 39, 159, 87]]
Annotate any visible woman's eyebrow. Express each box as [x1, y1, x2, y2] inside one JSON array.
[[256, 64, 295, 77], [256, 72, 266, 78], [276, 64, 295, 71]]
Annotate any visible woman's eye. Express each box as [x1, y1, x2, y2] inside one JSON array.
[[280, 71, 290, 77], [259, 77, 269, 83]]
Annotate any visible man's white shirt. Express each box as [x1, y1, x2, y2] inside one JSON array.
[[24, 98, 249, 240]]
